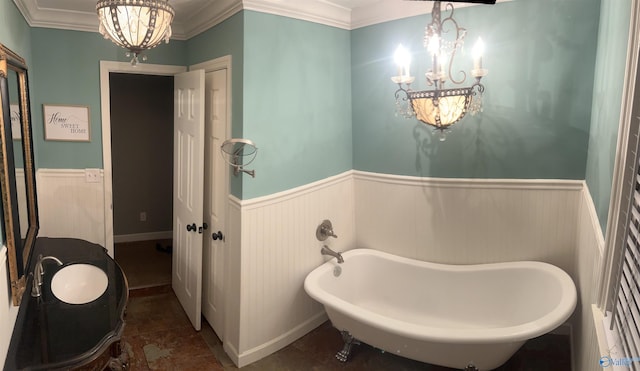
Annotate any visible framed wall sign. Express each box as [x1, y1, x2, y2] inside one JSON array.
[[43, 104, 90, 142]]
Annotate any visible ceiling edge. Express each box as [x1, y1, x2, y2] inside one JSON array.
[[350, 1, 431, 30], [12, 0, 355, 37], [351, 0, 512, 29], [242, 0, 352, 30], [11, 0, 512, 40], [13, 0, 97, 33], [178, 0, 244, 40]]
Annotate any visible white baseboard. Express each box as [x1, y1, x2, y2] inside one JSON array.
[[231, 312, 328, 368], [114, 231, 172, 243]]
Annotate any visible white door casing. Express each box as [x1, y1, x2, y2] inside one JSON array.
[[173, 69, 205, 331], [202, 68, 229, 339], [99, 61, 186, 257]]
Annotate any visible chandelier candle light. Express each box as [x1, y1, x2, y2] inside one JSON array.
[[393, 1, 491, 138], [96, 0, 175, 65]]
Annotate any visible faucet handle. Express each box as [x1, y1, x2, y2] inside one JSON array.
[[316, 219, 337, 241], [322, 225, 337, 238]]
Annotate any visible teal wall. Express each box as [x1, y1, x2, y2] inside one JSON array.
[[29, 28, 186, 169], [24, 11, 353, 200], [241, 11, 352, 199], [0, 1, 626, 208], [186, 13, 245, 197], [585, 0, 633, 234], [0, 0, 31, 62], [353, 0, 599, 179]]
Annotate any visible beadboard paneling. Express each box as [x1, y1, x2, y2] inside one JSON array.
[[37, 169, 106, 250], [28, 167, 605, 371], [232, 172, 354, 366], [574, 185, 605, 371], [354, 171, 583, 275], [222, 197, 242, 364], [229, 171, 596, 367]]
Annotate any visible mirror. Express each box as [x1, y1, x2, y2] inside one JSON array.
[[8, 70, 29, 242], [0, 44, 39, 306]]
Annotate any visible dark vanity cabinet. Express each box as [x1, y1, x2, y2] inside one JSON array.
[[4, 238, 129, 371], [1, 44, 129, 371]]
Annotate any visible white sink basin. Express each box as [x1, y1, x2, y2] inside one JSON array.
[[51, 264, 108, 304]]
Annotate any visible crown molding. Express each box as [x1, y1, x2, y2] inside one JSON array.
[[12, 0, 512, 39], [351, 0, 512, 29], [11, 0, 242, 40], [12, 0, 98, 33], [12, 0, 353, 36], [242, 0, 352, 30], [178, 0, 243, 40], [350, 1, 431, 30]]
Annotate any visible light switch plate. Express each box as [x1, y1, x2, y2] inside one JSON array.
[[85, 169, 101, 183]]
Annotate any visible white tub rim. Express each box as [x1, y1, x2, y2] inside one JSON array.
[[304, 248, 577, 344]]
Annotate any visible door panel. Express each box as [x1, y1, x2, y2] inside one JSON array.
[[173, 69, 205, 331], [203, 68, 228, 338]]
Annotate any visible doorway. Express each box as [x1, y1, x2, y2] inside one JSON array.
[[99, 59, 231, 339], [99, 61, 187, 257], [110, 72, 174, 289]]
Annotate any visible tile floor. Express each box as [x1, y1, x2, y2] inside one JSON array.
[[115, 239, 172, 289], [124, 286, 572, 371]]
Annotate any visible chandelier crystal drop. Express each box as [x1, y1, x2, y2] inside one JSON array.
[[96, 0, 175, 65], [392, 1, 489, 136]]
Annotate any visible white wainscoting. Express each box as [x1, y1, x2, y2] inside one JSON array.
[[353, 171, 607, 371], [30, 167, 605, 370], [0, 246, 19, 367], [221, 170, 596, 367], [354, 171, 583, 275], [222, 198, 242, 365], [37, 169, 106, 250], [574, 185, 605, 371], [226, 171, 355, 367]]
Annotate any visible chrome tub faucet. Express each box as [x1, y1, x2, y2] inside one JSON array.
[[321, 245, 344, 264], [31, 254, 63, 298]]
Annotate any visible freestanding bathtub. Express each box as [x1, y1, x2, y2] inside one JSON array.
[[303, 248, 577, 370]]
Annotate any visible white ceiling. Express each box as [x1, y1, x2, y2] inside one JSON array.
[[12, 0, 503, 40]]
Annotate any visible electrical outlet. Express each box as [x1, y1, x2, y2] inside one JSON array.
[[140, 212, 147, 222], [85, 169, 101, 183]]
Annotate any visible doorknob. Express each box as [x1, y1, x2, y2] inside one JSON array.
[[199, 223, 208, 234], [212, 231, 224, 240], [186, 223, 197, 232]]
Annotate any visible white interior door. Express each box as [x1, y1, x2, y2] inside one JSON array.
[[173, 69, 205, 331], [203, 69, 228, 338]]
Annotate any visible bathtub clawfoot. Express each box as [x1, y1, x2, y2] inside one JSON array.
[[336, 330, 360, 362], [304, 249, 577, 370]]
